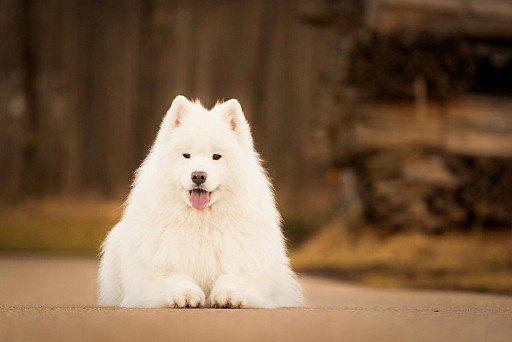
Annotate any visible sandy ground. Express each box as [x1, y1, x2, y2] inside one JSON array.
[[0, 256, 511, 342]]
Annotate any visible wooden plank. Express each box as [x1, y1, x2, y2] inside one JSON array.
[[352, 96, 512, 157]]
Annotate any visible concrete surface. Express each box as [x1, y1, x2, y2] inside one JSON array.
[[0, 256, 511, 341]]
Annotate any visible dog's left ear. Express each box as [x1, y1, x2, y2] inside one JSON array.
[[219, 99, 254, 150]]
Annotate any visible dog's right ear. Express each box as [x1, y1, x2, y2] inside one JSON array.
[[162, 95, 190, 129]]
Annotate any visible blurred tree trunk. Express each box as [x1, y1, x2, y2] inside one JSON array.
[[31, 0, 67, 196], [0, 0, 27, 201], [60, 0, 85, 195], [101, 0, 140, 197]]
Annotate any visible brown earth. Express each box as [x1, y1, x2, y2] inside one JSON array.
[[0, 256, 511, 342]]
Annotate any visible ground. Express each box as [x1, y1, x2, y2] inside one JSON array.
[[1, 256, 511, 342]]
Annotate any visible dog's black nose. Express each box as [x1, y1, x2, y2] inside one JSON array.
[[191, 171, 207, 185]]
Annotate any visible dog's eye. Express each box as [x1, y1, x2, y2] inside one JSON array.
[[212, 154, 222, 160], [183, 153, 190, 159]]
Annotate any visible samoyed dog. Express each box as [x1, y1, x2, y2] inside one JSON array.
[[98, 95, 302, 308]]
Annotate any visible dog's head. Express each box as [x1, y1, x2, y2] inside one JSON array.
[[153, 95, 255, 211]]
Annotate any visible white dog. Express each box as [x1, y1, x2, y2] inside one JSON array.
[[98, 96, 302, 308]]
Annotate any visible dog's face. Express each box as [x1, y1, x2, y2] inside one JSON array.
[[157, 96, 254, 210]]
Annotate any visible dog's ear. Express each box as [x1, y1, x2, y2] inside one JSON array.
[[163, 95, 190, 129], [221, 99, 245, 132], [219, 99, 254, 149]]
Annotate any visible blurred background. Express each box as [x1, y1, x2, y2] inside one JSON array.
[[1, 0, 512, 294]]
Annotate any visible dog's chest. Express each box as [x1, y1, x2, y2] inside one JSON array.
[[154, 224, 249, 292]]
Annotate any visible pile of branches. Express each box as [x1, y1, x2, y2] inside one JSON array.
[[346, 150, 512, 233]]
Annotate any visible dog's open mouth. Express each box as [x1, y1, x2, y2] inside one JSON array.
[[189, 189, 211, 210]]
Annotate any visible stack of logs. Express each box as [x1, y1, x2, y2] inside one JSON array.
[[342, 149, 512, 233]]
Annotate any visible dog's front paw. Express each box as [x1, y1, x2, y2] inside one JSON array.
[[209, 274, 249, 308], [168, 278, 205, 308], [209, 288, 246, 308]]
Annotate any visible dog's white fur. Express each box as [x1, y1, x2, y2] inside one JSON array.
[[98, 96, 302, 308]]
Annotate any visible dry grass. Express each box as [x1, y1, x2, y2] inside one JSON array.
[[0, 199, 122, 254], [292, 219, 512, 295]]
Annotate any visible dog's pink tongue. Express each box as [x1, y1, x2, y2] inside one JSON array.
[[190, 190, 209, 210]]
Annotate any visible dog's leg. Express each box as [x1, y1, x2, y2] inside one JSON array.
[[98, 228, 123, 306], [97, 245, 122, 306], [209, 273, 273, 308]]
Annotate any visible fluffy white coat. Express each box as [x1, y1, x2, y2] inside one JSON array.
[[98, 96, 302, 308]]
